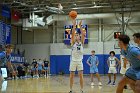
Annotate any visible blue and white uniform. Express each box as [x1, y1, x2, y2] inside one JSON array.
[[0, 51, 5, 76], [44, 61, 49, 70], [87, 55, 99, 73], [108, 56, 117, 74], [38, 61, 43, 71], [120, 55, 130, 74], [0, 51, 6, 66], [32, 61, 37, 71], [69, 42, 83, 71], [121, 44, 140, 80]]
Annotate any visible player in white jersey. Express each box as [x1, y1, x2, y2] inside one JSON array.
[[120, 55, 130, 75], [69, 19, 85, 93], [107, 51, 120, 85], [120, 54, 130, 89]]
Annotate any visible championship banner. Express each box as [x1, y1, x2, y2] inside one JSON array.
[[5, 24, 11, 44], [0, 21, 6, 45], [0, 21, 11, 45], [64, 25, 88, 45]]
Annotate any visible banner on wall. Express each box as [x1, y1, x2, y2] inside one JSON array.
[[5, 24, 11, 44], [0, 21, 6, 45], [10, 54, 25, 63], [0, 21, 11, 45], [2, 5, 11, 18], [64, 25, 88, 45]]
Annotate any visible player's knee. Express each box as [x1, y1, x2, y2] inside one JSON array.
[[135, 81, 140, 92], [79, 74, 83, 79], [70, 73, 74, 78], [118, 80, 125, 86]]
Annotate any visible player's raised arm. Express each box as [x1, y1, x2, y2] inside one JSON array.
[[71, 19, 76, 46], [79, 20, 85, 45]]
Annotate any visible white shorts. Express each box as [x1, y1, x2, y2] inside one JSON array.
[[108, 67, 117, 74], [120, 67, 129, 75], [69, 61, 83, 71]]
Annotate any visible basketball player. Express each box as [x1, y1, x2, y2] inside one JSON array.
[[87, 50, 102, 86], [0, 45, 5, 83], [133, 33, 140, 47], [69, 19, 85, 93], [116, 35, 140, 93], [31, 59, 38, 78], [107, 51, 120, 85], [0, 45, 15, 80], [120, 54, 130, 89], [37, 59, 43, 77], [43, 59, 49, 77]]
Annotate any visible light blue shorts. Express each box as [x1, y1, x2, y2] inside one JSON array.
[[125, 68, 140, 80], [44, 67, 48, 70], [90, 66, 98, 74]]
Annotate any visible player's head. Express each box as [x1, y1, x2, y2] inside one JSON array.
[[91, 50, 95, 55], [39, 59, 41, 61], [19, 64, 23, 66], [118, 35, 130, 49], [75, 32, 81, 41], [5, 44, 13, 53], [110, 51, 115, 57], [33, 59, 35, 61], [133, 33, 140, 44]]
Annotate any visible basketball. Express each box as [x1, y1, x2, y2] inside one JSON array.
[[69, 11, 77, 19]]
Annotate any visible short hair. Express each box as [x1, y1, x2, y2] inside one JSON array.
[[5, 44, 13, 49], [118, 35, 130, 44], [133, 33, 140, 38], [110, 51, 115, 55], [91, 50, 95, 53]]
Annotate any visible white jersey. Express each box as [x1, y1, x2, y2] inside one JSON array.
[[108, 56, 116, 67], [71, 42, 83, 61], [120, 55, 130, 68]]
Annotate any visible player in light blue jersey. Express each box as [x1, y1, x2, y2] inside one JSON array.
[[116, 35, 140, 93], [87, 50, 102, 86], [133, 33, 140, 47], [37, 59, 43, 77], [0, 45, 5, 83]]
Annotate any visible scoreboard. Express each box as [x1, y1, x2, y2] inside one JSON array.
[[64, 25, 88, 45]]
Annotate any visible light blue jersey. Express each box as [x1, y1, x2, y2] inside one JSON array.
[[38, 61, 43, 71], [121, 44, 140, 80], [87, 55, 99, 73], [121, 44, 140, 69], [0, 51, 5, 66]]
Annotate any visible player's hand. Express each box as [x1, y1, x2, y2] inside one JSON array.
[[96, 64, 98, 66], [79, 20, 82, 26]]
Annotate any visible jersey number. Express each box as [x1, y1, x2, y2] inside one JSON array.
[[77, 47, 80, 50], [110, 60, 113, 64]]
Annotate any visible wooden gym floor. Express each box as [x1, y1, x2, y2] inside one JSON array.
[[0, 75, 133, 93]]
